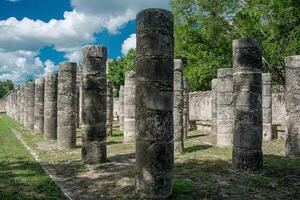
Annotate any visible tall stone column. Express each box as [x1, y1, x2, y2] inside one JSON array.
[[211, 78, 218, 135], [20, 87, 24, 125], [119, 85, 124, 130], [27, 81, 35, 131], [57, 62, 77, 149], [217, 68, 233, 147], [23, 86, 28, 127], [232, 38, 263, 171], [123, 71, 136, 143], [183, 77, 189, 139], [81, 45, 107, 164], [136, 9, 174, 199], [174, 59, 184, 153], [262, 73, 272, 141], [34, 78, 45, 134], [285, 55, 300, 157], [16, 87, 21, 122], [106, 80, 114, 136], [44, 70, 58, 140], [76, 64, 83, 127]]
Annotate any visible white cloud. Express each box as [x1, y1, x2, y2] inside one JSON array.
[[0, 0, 170, 83], [6, 0, 20, 2], [122, 34, 136, 55]]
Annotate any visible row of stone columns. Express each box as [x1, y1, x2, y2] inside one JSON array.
[[4, 8, 300, 200], [212, 71, 273, 147]]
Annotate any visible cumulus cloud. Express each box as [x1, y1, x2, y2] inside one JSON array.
[[0, 0, 170, 83], [122, 34, 136, 55]]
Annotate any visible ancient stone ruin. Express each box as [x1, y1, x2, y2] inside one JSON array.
[[81, 45, 107, 164], [135, 8, 174, 199], [232, 38, 263, 171], [57, 62, 77, 149]]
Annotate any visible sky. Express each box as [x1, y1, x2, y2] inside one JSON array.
[[0, 0, 170, 84]]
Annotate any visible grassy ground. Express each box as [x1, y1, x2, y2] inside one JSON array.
[[1, 116, 300, 199], [0, 115, 67, 200]]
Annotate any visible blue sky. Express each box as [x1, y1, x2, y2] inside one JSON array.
[[0, 0, 169, 83]]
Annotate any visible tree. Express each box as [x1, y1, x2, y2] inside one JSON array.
[[171, 0, 300, 91], [108, 49, 136, 95], [0, 80, 14, 98]]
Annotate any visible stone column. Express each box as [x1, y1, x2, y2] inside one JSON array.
[[27, 81, 35, 131], [136, 8, 174, 199], [119, 85, 124, 130], [217, 68, 233, 147], [81, 45, 107, 164], [57, 62, 77, 149], [34, 78, 45, 134], [211, 79, 218, 135], [183, 77, 189, 139], [174, 59, 184, 153], [232, 38, 263, 171], [76, 64, 83, 127], [44, 70, 58, 140], [23, 86, 28, 127], [16, 88, 21, 122], [20, 87, 24, 125], [262, 73, 272, 141], [285, 55, 300, 157], [123, 71, 136, 143], [106, 80, 114, 136]]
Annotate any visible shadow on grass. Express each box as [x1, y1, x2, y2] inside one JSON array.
[[187, 133, 210, 139], [107, 140, 122, 145], [0, 160, 67, 200], [184, 144, 213, 153]]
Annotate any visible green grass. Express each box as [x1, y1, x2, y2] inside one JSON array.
[[0, 116, 67, 200], [1, 116, 300, 200]]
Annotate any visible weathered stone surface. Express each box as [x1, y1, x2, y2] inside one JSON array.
[[106, 80, 114, 136], [217, 68, 233, 147], [232, 38, 263, 171], [174, 59, 184, 153], [285, 55, 300, 157], [44, 70, 58, 140], [183, 77, 189, 139], [81, 45, 107, 164], [27, 81, 35, 131], [136, 8, 174, 199], [20, 87, 25, 125], [76, 64, 83, 127], [262, 73, 272, 141], [57, 62, 77, 149], [119, 85, 124, 130], [16, 87, 21, 122], [123, 71, 136, 144], [211, 79, 218, 135], [34, 78, 45, 134]]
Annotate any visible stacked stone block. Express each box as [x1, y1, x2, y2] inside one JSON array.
[[183, 77, 189, 139], [34, 78, 45, 134], [81, 45, 107, 164], [123, 71, 136, 143], [27, 81, 35, 131], [211, 79, 218, 135], [135, 8, 174, 199], [285, 55, 300, 157], [232, 38, 263, 171], [174, 59, 184, 153], [44, 70, 58, 140], [217, 68, 233, 147], [106, 80, 114, 136], [262, 73, 273, 141], [57, 62, 77, 149], [119, 85, 124, 130]]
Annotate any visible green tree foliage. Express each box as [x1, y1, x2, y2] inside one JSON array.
[[0, 80, 14, 98], [108, 49, 136, 94], [171, 0, 300, 91]]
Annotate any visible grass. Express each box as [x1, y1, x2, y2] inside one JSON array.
[[0, 115, 67, 200], [1, 115, 300, 199]]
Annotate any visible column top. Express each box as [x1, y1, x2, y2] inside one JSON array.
[[233, 38, 261, 50], [285, 55, 300, 68]]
